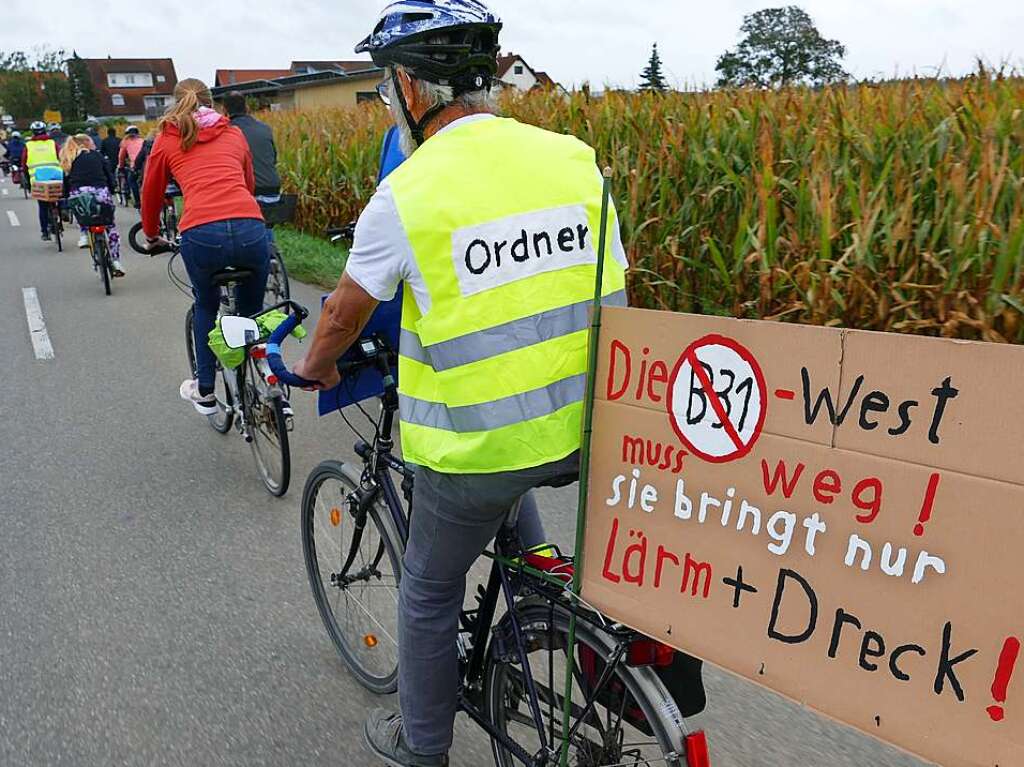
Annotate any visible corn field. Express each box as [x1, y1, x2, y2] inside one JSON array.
[[262, 75, 1024, 343]]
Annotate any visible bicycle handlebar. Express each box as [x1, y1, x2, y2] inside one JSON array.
[[265, 304, 322, 389]]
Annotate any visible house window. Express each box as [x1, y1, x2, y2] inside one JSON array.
[[514, 65, 524, 75], [111, 94, 125, 107], [156, 75, 166, 83], [107, 72, 154, 88]]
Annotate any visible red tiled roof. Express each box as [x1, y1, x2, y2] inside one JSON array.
[[82, 58, 178, 117], [215, 69, 292, 88]]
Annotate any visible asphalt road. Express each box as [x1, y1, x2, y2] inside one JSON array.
[[0, 176, 931, 767]]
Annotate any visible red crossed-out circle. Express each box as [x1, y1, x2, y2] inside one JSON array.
[[666, 334, 768, 464]]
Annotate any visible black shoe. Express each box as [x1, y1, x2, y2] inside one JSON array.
[[41, 232, 51, 241], [364, 710, 449, 767]]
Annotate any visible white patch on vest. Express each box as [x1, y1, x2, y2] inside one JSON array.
[[451, 205, 595, 297]]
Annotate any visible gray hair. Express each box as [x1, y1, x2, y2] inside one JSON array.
[[386, 66, 499, 156]]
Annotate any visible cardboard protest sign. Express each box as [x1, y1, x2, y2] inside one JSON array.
[[581, 307, 1024, 767]]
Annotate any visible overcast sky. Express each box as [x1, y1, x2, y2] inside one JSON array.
[[2, 1, 1022, 89]]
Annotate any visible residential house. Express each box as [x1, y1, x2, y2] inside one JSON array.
[[210, 61, 385, 111], [496, 53, 560, 93], [82, 57, 178, 121]]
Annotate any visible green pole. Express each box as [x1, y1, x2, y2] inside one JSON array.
[[560, 166, 613, 766]]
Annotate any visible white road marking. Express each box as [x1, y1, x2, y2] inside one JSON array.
[[22, 288, 55, 361], [7, 210, 19, 226], [2, 188, 9, 196]]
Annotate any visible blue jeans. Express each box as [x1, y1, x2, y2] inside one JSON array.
[[37, 201, 49, 235], [181, 219, 270, 394], [398, 452, 579, 756]]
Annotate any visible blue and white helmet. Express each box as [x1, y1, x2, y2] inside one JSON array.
[[356, 1, 502, 91]]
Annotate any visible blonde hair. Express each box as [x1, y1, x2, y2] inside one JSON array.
[[59, 134, 91, 172], [159, 77, 214, 151]]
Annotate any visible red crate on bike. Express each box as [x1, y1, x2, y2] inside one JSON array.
[[31, 181, 63, 202]]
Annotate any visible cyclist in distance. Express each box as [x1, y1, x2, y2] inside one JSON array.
[[291, 2, 629, 764], [23, 121, 61, 241], [48, 122, 68, 151], [141, 78, 269, 416], [118, 125, 145, 207], [100, 126, 121, 171], [5, 130, 25, 174], [222, 92, 281, 206], [85, 119, 103, 158], [60, 134, 125, 276]]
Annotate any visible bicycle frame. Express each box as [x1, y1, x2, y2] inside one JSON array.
[[336, 366, 680, 767]]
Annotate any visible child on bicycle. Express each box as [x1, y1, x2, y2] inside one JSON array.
[[60, 134, 124, 276]]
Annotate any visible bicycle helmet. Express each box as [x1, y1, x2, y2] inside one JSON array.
[[125, 125, 140, 135], [11, 130, 21, 138], [356, 0, 502, 143], [47, 122, 61, 132], [30, 120, 46, 135]]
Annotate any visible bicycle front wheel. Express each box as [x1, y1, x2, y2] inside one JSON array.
[[265, 245, 291, 307], [486, 600, 690, 767], [185, 307, 234, 434], [244, 364, 290, 496], [302, 461, 403, 694]]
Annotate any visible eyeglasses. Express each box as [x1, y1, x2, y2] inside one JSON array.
[[376, 80, 391, 107]]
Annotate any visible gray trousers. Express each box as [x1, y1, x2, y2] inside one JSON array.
[[399, 451, 580, 756]]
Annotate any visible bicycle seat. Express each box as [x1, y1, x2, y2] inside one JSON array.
[[210, 267, 256, 287]]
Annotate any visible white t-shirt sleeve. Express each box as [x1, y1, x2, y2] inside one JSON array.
[[343, 183, 413, 303]]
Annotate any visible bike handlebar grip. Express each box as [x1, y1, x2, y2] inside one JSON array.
[[265, 315, 322, 389]]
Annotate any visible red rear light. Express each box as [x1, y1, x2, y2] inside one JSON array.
[[88, 226, 106, 233], [627, 639, 675, 668], [251, 346, 267, 359], [685, 731, 710, 767], [266, 374, 279, 385]]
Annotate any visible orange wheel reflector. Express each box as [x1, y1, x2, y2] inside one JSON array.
[[364, 634, 379, 648], [330, 508, 342, 527]]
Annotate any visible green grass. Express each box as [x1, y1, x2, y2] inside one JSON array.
[[275, 226, 348, 289]]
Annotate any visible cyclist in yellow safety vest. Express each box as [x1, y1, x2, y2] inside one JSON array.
[[23, 121, 61, 241], [292, 2, 629, 764]]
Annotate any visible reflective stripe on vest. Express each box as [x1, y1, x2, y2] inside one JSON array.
[[387, 117, 627, 473], [399, 289, 627, 371], [26, 139, 59, 182]]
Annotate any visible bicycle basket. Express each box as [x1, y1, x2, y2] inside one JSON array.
[[259, 194, 298, 226], [69, 194, 115, 227]]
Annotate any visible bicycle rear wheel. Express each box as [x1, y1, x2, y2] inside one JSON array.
[[302, 461, 403, 694], [93, 234, 111, 296], [185, 307, 234, 433], [244, 361, 290, 496], [52, 206, 63, 252], [486, 600, 690, 767]]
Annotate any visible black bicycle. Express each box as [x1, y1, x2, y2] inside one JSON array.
[[115, 166, 131, 207], [128, 184, 180, 253], [46, 200, 64, 252], [265, 309, 712, 767], [168, 243, 294, 496]]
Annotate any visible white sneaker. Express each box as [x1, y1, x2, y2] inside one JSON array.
[[111, 261, 125, 277], [179, 379, 219, 416], [78, 234, 89, 249]]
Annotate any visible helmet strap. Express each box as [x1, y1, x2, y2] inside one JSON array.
[[392, 70, 448, 147]]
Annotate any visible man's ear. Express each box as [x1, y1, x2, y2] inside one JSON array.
[[395, 68, 420, 118]]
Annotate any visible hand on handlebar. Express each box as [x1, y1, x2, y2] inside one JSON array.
[[145, 235, 171, 252], [293, 354, 341, 391]]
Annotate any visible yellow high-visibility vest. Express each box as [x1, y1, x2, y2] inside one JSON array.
[[25, 138, 59, 183], [387, 117, 627, 474]]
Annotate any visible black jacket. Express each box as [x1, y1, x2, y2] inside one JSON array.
[[230, 114, 281, 196], [65, 150, 115, 195], [100, 136, 121, 169]]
